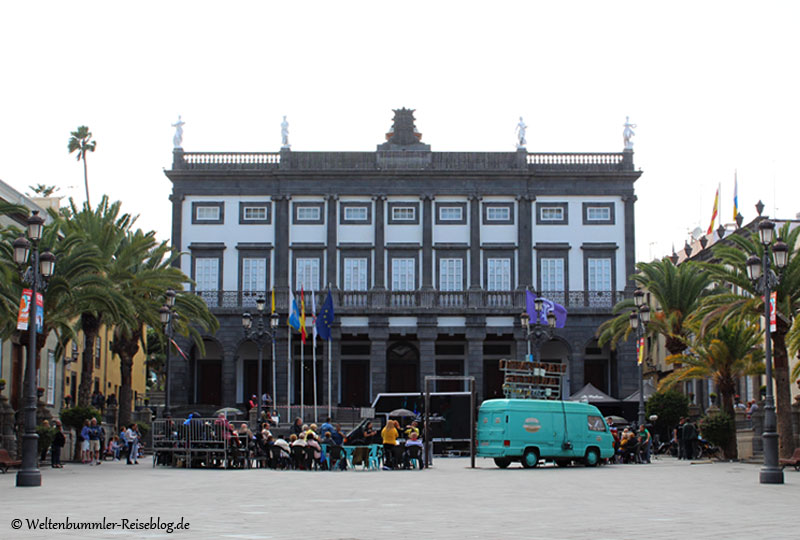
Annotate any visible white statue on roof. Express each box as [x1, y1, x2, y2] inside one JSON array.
[[515, 117, 527, 149], [281, 115, 290, 149], [171, 115, 185, 149], [623, 116, 636, 150]]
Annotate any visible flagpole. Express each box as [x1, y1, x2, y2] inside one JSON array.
[[301, 335, 304, 421], [327, 335, 332, 419], [312, 292, 318, 424], [287, 324, 292, 423]]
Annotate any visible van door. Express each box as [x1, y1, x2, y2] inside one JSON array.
[[477, 410, 506, 453]]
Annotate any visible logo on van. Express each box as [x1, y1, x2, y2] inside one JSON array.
[[523, 417, 541, 433]]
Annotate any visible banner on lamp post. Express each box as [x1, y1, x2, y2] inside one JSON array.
[[16, 289, 43, 333], [769, 291, 777, 332]]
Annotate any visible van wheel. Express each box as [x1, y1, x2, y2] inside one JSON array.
[[521, 448, 539, 469], [555, 459, 571, 467], [584, 448, 600, 467], [494, 457, 511, 469]]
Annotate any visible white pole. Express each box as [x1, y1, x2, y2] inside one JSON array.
[[301, 336, 305, 421], [287, 328, 292, 424], [327, 337, 332, 419], [313, 331, 318, 423]]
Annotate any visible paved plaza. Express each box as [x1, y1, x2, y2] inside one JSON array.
[[1, 456, 798, 540]]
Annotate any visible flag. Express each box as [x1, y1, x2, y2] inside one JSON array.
[[271, 288, 275, 314], [637, 336, 645, 365], [311, 290, 317, 341], [170, 338, 189, 361], [300, 287, 307, 344], [288, 289, 301, 331], [525, 290, 567, 328], [733, 171, 738, 221], [707, 185, 719, 235], [316, 288, 335, 340]]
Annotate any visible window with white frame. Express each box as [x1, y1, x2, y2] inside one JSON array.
[[540, 206, 564, 221], [586, 206, 611, 221], [242, 206, 268, 221], [439, 258, 463, 291], [295, 258, 320, 291], [486, 206, 511, 222], [343, 258, 368, 291], [195, 258, 219, 291], [487, 258, 511, 291], [438, 206, 463, 222], [540, 258, 565, 291], [343, 206, 368, 222], [196, 206, 221, 221], [296, 206, 321, 222], [587, 258, 612, 291], [391, 258, 415, 291], [242, 258, 267, 292], [391, 206, 416, 221]]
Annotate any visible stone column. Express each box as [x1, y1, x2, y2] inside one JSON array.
[[418, 316, 437, 391], [274, 196, 291, 296], [0, 392, 16, 458], [372, 195, 386, 308], [326, 195, 338, 290], [275, 335, 290, 410], [517, 195, 533, 289], [368, 318, 389, 398], [622, 194, 636, 293], [320, 325, 341, 409], [469, 195, 481, 289], [421, 195, 434, 290], [222, 350, 237, 406], [466, 316, 486, 399]]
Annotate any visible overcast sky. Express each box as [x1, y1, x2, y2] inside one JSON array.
[[1, 1, 798, 262]]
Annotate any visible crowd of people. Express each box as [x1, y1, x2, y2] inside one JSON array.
[[608, 420, 651, 464]]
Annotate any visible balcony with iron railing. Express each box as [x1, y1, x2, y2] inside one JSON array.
[[193, 289, 625, 315]]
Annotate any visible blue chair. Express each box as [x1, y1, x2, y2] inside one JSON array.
[[367, 444, 383, 470]]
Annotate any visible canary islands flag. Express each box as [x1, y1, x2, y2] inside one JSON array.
[[288, 290, 301, 332]]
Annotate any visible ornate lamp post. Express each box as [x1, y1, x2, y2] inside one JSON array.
[[520, 294, 557, 362], [629, 290, 650, 427], [242, 295, 279, 418], [745, 216, 787, 485], [159, 288, 177, 417], [12, 210, 55, 487]]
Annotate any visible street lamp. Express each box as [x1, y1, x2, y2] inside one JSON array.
[[242, 295, 280, 420], [160, 288, 177, 417], [629, 290, 650, 427], [745, 212, 787, 485], [12, 210, 55, 487]]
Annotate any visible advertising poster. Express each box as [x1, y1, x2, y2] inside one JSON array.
[[16, 289, 44, 333]]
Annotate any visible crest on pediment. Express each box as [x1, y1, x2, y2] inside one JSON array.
[[386, 107, 423, 145]]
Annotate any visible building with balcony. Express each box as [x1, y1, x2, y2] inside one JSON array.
[[164, 109, 643, 410]]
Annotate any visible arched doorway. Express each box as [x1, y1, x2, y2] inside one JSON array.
[[386, 341, 419, 393], [192, 338, 224, 406]]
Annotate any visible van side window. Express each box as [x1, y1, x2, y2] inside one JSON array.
[[587, 415, 606, 432]]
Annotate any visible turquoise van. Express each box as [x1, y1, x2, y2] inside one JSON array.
[[477, 399, 614, 468]]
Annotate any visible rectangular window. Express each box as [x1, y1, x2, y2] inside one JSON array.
[[47, 351, 56, 406], [438, 206, 463, 222], [195, 258, 220, 291], [487, 258, 511, 291], [295, 258, 320, 291], [391, 206, 416, 221], [242, 206, 267, 221], [587, 415, 607, 432], [439, 258, 463, 292], [95, 337, 101, 369], [587, 258, 612, 291], [391, 258, 415, 291], [296, 206, 321, 222], [486, 207, 510, 221], [540, 207, 564, 221], [540, 258, 565, 291], [195, 206, 221, 221], [343, 206, 368, 222], [586, 206, 611, 221], [343, 258, 368, 291], [242, 258, 267, 292]]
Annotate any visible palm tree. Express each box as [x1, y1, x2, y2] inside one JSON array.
[[598, 258, 716, 357], [55, 197, 133, 407], [700, 222, 800, 458], [67, 126, 96, 208], [659, 319, 764, 460], [108, 232, 218, 426]]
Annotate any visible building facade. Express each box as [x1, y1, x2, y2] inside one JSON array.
[[164, 109, 642, 410]]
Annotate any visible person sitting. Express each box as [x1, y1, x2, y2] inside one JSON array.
[[306, 432, 323, 469], [618, 428, 638, 463], [404, 420, 420, 439], [332, 423, 345, 446], [248, 395, 258, 410], [363, 421, 377, 444], [109, 436, 122, 460], [305, 424, 318, 440], [320, 417, 335, 439], [290, 417, 304, 436], [403, 432, 425, 469], [381, 420, 400, 469]]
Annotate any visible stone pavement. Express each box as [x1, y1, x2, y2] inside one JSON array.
[[0, 456, 797, 540]]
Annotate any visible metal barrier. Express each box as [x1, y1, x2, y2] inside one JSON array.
[[152, 418, 241, 469]]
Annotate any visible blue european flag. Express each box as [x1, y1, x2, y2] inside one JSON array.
[[316, 289, 335, 340]]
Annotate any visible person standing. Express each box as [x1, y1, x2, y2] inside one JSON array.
[[51, 420, 66, 468], [125, 423, 140, 465], [637, 424, 652, 463], [80, 419, 91, 464], [88, 418, 102, 465], [381, 420, 400, 470], [682, 418, 696, 460]]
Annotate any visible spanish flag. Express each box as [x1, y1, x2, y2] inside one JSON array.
[[706, 185, 719, 235], [300, 287, 307, 344]]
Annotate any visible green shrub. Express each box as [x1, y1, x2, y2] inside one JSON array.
[[646, 389, 690, 439], [36, 425, 56, 454], [699, 411, 734, 448], [60, 406, 101, 432]]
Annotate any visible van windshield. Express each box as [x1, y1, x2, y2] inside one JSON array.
[[587, 415, 606, 432]]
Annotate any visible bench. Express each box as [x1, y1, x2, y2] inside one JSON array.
[[779, 447, 800, 471], [0, 448, 22, 473]]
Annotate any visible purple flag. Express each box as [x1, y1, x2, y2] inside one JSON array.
[[526, 290, 567, 328]]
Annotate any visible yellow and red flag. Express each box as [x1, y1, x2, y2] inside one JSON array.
[[300, 287, 307, 344], [707, 185, 719, 235], [637, 336, 645, 365]]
